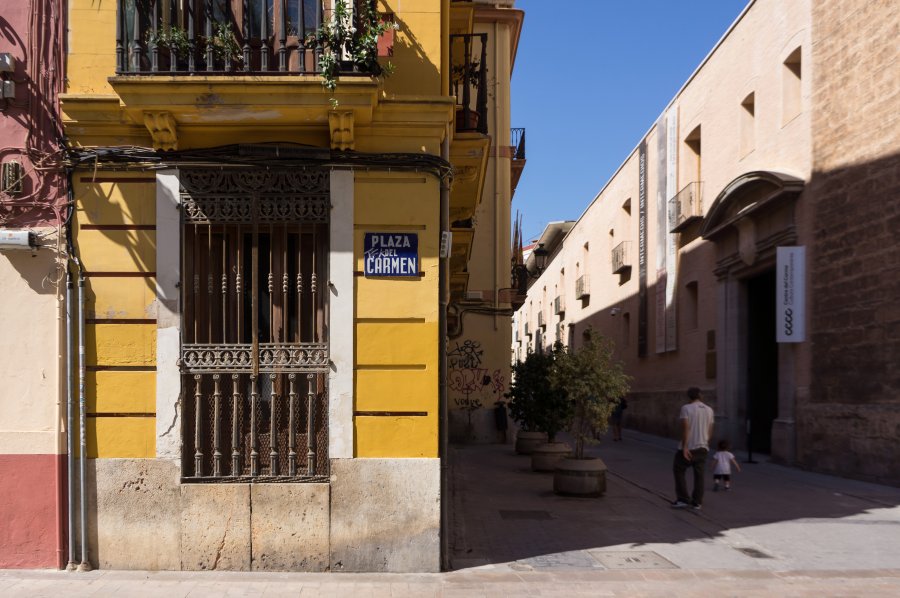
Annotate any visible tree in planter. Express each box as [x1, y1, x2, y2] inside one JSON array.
[[507, 343, 571, 443], [550, 332, 631, 459]]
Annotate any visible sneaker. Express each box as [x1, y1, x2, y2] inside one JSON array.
[[691, 504, 702, 512], [670, 500, 690, 509]]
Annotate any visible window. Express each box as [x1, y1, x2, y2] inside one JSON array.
[[740, 92, 755, 156], [685, 281, 699, 330], [685, 125, 702, 183], [179, 168, 330, 482], [783, 47, 802, 124]]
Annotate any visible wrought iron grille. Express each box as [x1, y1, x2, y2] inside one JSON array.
[[180, 167, 330, 482]]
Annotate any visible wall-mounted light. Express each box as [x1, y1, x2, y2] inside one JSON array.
[[513, 243, 549, 294]]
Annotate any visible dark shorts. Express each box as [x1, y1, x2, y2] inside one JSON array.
[[714, 474, 731, 482]]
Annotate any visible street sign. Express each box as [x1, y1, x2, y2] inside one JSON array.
[[364, 232, 419, 277]]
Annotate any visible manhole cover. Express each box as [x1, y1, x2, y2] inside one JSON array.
[[499, 509, 552, 520], [734, 547, 773, 559], [589, 550, 678, 570], [517, 550, 602, 569]]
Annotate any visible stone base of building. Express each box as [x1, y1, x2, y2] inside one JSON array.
[[80, 458, 439, 572]]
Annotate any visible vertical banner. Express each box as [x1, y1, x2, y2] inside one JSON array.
[[655, 120, 667, 354], [638, 140, 648, 357], [665, 109, 679, 352], [776, 246, 806, 342]]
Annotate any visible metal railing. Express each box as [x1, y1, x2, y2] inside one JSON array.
[[669, 181, 704, 233], [511, 127, 526, 160], [612, 241, 632, 274], [575, 275, 589, 299], [553, 295, 564, 315], [115, 0, 382, 76], [450, 33, 488, 134]]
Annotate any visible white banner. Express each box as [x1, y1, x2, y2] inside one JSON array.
[[776, 246, 806, 343]]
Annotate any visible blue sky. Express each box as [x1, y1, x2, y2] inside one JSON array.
[[511, 0, 748, 243]]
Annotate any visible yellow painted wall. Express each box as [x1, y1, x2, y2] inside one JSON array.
[[353, 172, 440, 457], [67, 0, 118, 95], [381, 0, 443, 97], [75, 177, 157, 459]]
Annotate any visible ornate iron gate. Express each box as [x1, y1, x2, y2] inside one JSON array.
[[179, 168, 330, 482]]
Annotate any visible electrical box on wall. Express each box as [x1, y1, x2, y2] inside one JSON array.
[[0, 53, 15, 73], [1, 161, 23, 195], [0, 230, 37, 251]]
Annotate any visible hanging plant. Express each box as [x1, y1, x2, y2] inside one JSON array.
[[307, 0, 397, 94]]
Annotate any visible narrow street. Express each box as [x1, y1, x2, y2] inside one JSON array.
[[450, 430, 900, 573]]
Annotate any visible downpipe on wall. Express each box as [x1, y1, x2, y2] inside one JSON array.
[[439, 129, 451, 571], [65, 269, 76, 571], [77, 268, 91, 571]]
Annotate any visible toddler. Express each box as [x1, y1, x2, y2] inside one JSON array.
[[711, 440, 741, 491]]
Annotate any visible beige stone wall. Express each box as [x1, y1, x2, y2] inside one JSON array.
[[804, 0, 900, 484]]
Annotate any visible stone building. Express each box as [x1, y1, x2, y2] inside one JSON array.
[[0, 0, 523, 572], [513, 0, 899, 486]]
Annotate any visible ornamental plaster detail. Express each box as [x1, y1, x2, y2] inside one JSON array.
[[328, 111, 355, 151], [144, 111, 178, 151]]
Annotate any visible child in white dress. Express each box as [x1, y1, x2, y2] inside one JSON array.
[[711, 440, 741, 491]]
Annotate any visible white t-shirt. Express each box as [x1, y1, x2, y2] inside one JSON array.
[[712, 451, 735, 475], [678, 401, 714, 450]]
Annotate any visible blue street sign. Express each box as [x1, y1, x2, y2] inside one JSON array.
[[364, 232, 419, 277]]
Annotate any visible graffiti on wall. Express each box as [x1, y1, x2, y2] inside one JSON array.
[[448, 339, 505, 409]]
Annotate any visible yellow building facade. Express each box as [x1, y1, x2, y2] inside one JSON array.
[[53, 0, 521, 572]]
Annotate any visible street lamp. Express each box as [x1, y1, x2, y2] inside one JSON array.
[[513, 243, 548, 294]]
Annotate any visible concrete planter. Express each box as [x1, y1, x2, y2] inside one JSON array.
[[531, 442, 572, 472], [553, 457, 607, 497], [515, 431, 548, 455]]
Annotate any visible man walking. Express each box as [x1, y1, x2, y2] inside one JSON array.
[[672, 387, 714, 511]]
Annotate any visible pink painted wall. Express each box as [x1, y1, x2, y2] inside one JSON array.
[[0, 454, 65, 568], [0, 0, 66, 227]]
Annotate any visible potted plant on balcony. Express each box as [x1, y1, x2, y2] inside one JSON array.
[[452, 59, 483, 131], [550, 331, 631, 496], [204, 21, 241, 68], [506, 344, 572, 468], [307, 0, 396, 95], [146, 26, 192, 70]]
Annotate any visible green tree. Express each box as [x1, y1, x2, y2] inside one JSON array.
[[507, 343, 571, 442], [551, 332, 631, 458]]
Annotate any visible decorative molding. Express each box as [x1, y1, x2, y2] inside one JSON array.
[[143, 111, 178, 150], [180, 343, 329, 374], [329, 110, 355, 151]]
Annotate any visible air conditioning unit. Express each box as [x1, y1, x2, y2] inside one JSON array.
[[1, 161, 23, 195]]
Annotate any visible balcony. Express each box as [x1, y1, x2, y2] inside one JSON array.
[[114, 0, 389, 76], [612, 241, 632, 274], [553, 295, 565, 316], [538, 311, 546, 329], [669, 181, 704, 233], [575, 275, 589, 299], [450, 33, 488, 134], [511, 127, 526, 197], [524, 322, 531, 337]]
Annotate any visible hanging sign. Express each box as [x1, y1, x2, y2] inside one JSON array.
[[776, 246, 805, 342], [364, 232, 419, 277]]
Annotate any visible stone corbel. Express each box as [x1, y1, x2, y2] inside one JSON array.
[[143, 111, 178, 151], [328, 110, 355, 151]]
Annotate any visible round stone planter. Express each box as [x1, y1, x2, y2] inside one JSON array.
[[553, 457, 608, 497], [531, 442, 572, 472], [515, 431, 548, 455]]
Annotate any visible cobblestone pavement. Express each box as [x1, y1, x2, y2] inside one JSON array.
[[2, 430, 900, 596]]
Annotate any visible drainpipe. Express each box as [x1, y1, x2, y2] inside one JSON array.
[[65, 270, 76, 572], [77, 269, 91, 571], [439, 129, 451, 571]]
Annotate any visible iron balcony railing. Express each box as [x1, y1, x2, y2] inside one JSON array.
[[612, 241, 632, 274], [115, 0, 383, 75], [553, 295, 564, 315], [669, 181, 704, 233], [511, 127, 526, 160], [450, 33, 488, 134], [575, 275, 589, 299], [538, 311, 545, 328]]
